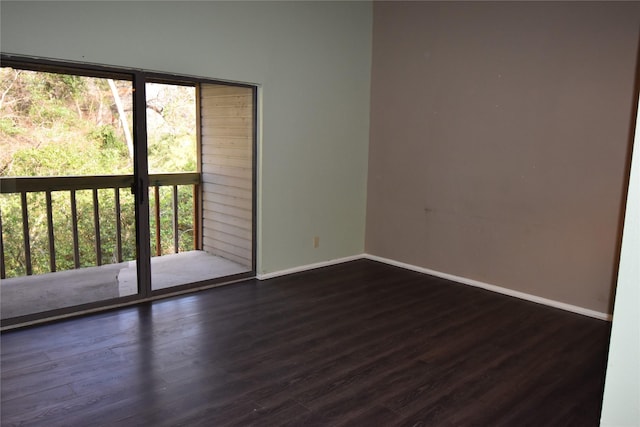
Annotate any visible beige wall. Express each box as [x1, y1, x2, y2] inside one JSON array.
[[366, 2, 640, 314]]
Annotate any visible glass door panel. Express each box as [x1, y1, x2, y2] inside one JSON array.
[[0, 67, 138, 322], [147, 82, 254, 292]]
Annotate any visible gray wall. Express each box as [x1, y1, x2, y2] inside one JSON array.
[[0, 1, 372, 275], [366, 2, 640, 314]]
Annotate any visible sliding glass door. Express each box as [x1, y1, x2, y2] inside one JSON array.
[[0, 57, 256, 327]]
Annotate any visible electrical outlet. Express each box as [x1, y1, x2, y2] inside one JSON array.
[[313, 236, 320, 248]]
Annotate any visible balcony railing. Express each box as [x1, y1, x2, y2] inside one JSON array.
[[0, 173, 200, 279]]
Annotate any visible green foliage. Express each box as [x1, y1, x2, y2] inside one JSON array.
[[148, 185, 195, 256], [1, 194, 25, 275], [59, 74, 87, 99], [23, 71, 85, 103], [148, 133, 196, 173], [8, 137, 130, 178], [0, 117, 22, 136], [29, 99, 75, 127], [1, 68, 197, 278], [89, 125, 120, 149]]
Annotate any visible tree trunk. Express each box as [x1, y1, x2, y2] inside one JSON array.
[[107, 79, 134, 160]]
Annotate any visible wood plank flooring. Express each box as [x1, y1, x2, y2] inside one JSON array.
[[0, 260, 611, 426]]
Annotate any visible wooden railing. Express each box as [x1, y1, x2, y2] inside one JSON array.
[[0, 173, 200, 279]]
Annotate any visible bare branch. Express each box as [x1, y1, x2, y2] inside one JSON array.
[[0, 70, 22, 111]]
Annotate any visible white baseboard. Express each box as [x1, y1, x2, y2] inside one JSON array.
[[256, 254, 365, 280], [256, 253, 611, 321], [363, 254, 612, 321]]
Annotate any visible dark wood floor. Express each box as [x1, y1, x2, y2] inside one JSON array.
[[1, 260, 611, 426]]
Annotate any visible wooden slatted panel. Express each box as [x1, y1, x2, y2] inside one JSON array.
[[202, 182, 252, 200], [201, 127, 253, 138], [201, 117, 252, 127], [201, 146, 251, 160], [203, 239, 251, 259], [201, 164, 252, 180], [202, 155, 253, 169], [205, 220, 251, 240], [202, 173, 252, 190], [202, 202, 251, 222], [200, 94, 252, 108], [202, 215, 251, 233], [202, 192, 251, 211], [207, 230, 252, 251], [200, 137, 251, 151], [200, 85, 249, 96], [200, 84, 253, 268]]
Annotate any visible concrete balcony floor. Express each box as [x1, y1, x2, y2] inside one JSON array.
[[0, 251, 248, 320]]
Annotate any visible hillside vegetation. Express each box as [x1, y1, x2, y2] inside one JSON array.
[[0, 67, 197, 277]]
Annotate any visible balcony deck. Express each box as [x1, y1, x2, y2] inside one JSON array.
[[0, 251, 248, 320]]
